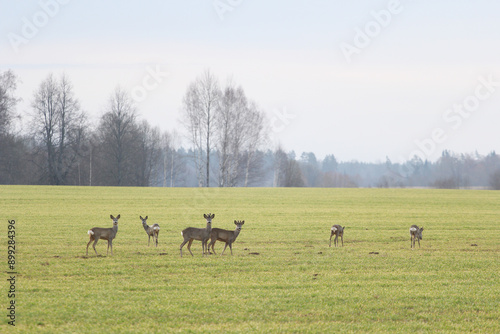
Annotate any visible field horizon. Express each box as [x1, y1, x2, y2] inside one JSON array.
[[1, 186, 499, 333]]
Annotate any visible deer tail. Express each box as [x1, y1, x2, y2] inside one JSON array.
[[88, 230, 94, 236]]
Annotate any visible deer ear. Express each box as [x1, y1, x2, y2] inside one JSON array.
[[110, 215, 114, 219], [116, 214, 120, 219], [241, 221, 245, 224], [140, 216, 143, 220], [211, 214, 215, 219], [145, 216, 148, 220]]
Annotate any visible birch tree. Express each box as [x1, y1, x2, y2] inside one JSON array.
[[181, 70, 220, 187]]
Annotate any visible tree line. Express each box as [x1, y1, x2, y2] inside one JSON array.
[[1, 69, 500, 189]]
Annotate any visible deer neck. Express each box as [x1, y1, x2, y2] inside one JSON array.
[[142, 222, 149, 233], [233, 228, 241, 240]]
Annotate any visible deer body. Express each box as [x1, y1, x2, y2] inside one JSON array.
[[86, 214, 120, 256], [410, 225, 424, 249], [209, 220, 244, 255], [329, 224, 344, 247], [140, 216, 160, 247], [180, 213, 214, 257]]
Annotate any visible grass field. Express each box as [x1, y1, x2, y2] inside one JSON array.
[[1, 186, 499, 333]]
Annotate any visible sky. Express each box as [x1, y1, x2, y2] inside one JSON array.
[[1, 0, 500, 163]]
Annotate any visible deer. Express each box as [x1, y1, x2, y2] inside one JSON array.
[[208, 220, 245, 255], [179, 213, 214, 257], [409, 225, 424, 249], [329, 224, 345, 247], [140, 216, 160, 247], [86, 214, 120, 256]]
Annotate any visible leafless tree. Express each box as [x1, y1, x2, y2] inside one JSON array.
[[0, 70, 20, 136], [95, 87, 138, 186], [0, 70, 31, 184], [134, 120, 162, 186], [161, 130, 183, 187], [181, 70, 220, 187], [216, 83, 247, 187], [215, 83, 268, 187], [30, 73, 87, 185]]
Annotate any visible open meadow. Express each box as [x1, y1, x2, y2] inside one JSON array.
[[1, 186, 499, 333]]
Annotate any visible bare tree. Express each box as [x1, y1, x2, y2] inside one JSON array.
[[134, 120, 162, 186], [95, 87, 138, 186], [216, 83, 247, 187], [181, 70, 220, 187], [215, 83, 268, 187], [242, 102, 267, 186], [0, 70, 31, 184], [30, 73, 87, 185], [161, 130, 183, 187], [0, 70, 19, 136]]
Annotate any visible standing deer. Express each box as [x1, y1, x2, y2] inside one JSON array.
[[329, 224, 344, 247], [208, 220, 245, 255], [180, 213, 214, 257], [409, 225, 424, 249], [86, 214, 120, 256], [140, 216, 160, 247]]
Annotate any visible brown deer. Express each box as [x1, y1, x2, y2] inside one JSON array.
[[329, 225, 344, 247], [409, 225, 424, 249], [140, 216, 160, 247], [208, 220, 244, 255], [86, 214, 120, 256], [180, 213, 214, 257]]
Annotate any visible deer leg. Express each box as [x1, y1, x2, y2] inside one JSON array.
[[92, 238, 99, 255], [180, 239, 189, 257], [202, 239, 208, 256], [334, 234, 338, 247], [329, 234, 333, 247], [210, 239, 217, 255], [155, 232, 159, 247], [187, 239, 194, 256], [221, 243, 228, 255], [86, 237, 93, 256], [417, 238, 420, 248], [341, 234, 343, 247], [229, 243, 233, 255]]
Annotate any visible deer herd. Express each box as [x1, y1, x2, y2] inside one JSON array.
[[85, 213, 425, 256]]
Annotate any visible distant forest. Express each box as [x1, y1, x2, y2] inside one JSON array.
[[2, 69, 500, 189]]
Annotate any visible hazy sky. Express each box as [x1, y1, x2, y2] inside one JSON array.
[[1, 0, 500, 162]]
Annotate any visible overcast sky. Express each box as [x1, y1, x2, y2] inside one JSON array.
[[1, 0, 500, 162]]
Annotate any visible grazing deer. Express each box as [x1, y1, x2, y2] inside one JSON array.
[[140, 216, 160, 247], [329, 225, 344, 247], [86, 214, 120, 256], [208, 220, 245, 255], [180, 213, 214, 257], [409, 225, 424, 249]]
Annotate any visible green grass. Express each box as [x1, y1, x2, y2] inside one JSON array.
[[1, 186, 499, 333]]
